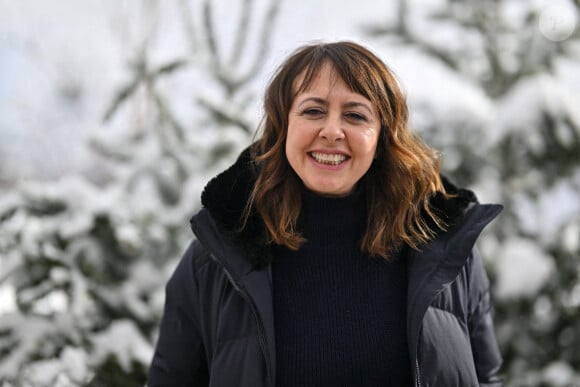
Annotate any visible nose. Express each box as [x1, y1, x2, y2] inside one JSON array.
[[319, 115, 345, 142]]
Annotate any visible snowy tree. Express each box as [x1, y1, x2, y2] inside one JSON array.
[[366, 0, 580, 384], [0, 0, 280, 385], [2, 0, 579, 385]]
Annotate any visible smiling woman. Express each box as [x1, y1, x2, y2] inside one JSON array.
[[148, 41, 504, 387], [285, 62, 380, 197], [250, 42, 448, 257]]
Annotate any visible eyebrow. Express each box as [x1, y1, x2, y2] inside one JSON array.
[[297, 97, 374, 115]]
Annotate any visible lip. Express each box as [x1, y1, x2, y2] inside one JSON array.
[[309, 149, 350, 156], [307, 150, 351, 170]]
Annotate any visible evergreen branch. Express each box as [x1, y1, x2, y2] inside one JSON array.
[[152, 59, 189, 76], [218, 0, 281, 93], [362, 25, 398, 36], [202, 0, 220, 69], [87, 137, 133, 163], [562, 114, 580, 149], [229, 0, 253, 67], [102, 78, 141, 123], [102, 58, 187, 124], [361, 0, 459, 70], [197, 96, 253, 134], [397, 0, 409, 36], [151, 89, 187, 146], [244, 0, 281, 83]]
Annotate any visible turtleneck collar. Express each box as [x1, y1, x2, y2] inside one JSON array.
[[298, 183, 367, 244]]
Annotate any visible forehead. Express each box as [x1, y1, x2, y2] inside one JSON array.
[[293, 62, 361, 99], [290, 65, 379, 120]]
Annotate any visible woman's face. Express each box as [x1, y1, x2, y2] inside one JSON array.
[[285, 63, 381, 197]]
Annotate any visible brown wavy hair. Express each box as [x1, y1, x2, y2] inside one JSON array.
[[246, 41, 447, 258]]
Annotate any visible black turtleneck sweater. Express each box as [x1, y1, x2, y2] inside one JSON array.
[[272, 186, 411, 386]]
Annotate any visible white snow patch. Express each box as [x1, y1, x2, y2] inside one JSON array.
[[31, 290, 68, 315], [91, 320, 153, 372], [514, 179, 580, 243], [20, 347, 90, 387], [0, 285, 16, 314], [542, 361, 577, 386], [384, 46, 494, 136], [495, 238, 554, 299], [494, 74, 580, 150], [0, 313, 61, 379], [494, 76, 548, 134]]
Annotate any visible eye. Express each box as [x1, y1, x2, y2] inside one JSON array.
[[302, 107, 325, 117], [345, 112, 368, 122]]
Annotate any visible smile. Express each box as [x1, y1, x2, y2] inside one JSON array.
[[309, 152, 348, 165]]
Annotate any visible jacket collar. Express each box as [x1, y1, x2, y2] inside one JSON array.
[[405, 203, 503, 376], [197, 146, 482, 269], [190, 208, 277, 384]]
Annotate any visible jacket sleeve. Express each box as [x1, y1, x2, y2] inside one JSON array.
[[467, 246, 504, 387], [147, 241, 210, 386]]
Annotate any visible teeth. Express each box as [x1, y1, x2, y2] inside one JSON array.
[[310, 152, 347, 165]]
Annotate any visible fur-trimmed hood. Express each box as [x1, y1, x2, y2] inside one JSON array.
[[197, 146, 479, 268]]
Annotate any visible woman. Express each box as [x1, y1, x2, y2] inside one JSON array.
[[148, 41, 504, 386]]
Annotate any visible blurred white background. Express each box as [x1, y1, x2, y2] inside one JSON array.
[[1, 1, 579, 386]]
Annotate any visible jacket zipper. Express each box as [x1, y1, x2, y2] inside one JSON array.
[[212, 256, 273, 387], [415, 359, 421, 387], [242, 292, 273, 387]]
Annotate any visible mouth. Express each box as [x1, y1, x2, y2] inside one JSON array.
[[309, 151, 349, 165]]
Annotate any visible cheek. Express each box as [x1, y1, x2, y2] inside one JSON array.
[[286, 121, 309, 153], [356, 129, 380, 157], [285, 127, 295, 156]]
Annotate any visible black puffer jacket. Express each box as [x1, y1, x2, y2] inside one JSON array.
[[148, 149, 504, 387]]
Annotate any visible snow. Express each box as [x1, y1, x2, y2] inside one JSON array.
[[493, 71, 580, 151], [494, 77, 547, 137], [0, 313, 65, 379], [383, 46, 494, 137], [1, 0, 577, 181], [0, 285, 16, 314], [542, 361, 578, 386], [0, 0, 397, 181], [495, 238, 555, 299], [468, 167, 503, 203], [18, 347, 90, 387], [560, 220, 580, 253], [0, 1, 126, 181], [565, 283, 580, 308], [30, 290, 68, 315], [91, 319, 153, 373], [1, 0, 580, 384], [515, 179, 580, 243], [537, 181, 580, 239]]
